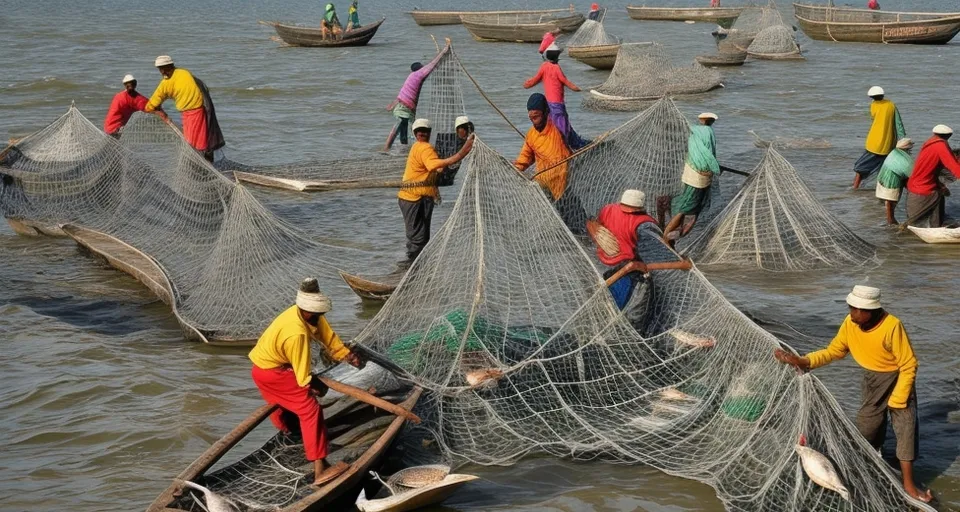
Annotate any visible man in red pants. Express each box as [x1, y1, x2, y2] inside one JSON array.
[[249, 278, 364, 486]]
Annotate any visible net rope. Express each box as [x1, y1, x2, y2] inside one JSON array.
[[0, 108, 362, 341], [217, 48, 467, 188], [351, 137, 933, 511], [564, 19, 619, 48], [682, 147, 878, 271], [583, 43, 722, 111]]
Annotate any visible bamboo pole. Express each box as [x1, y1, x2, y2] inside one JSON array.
[[318, 377, 422, 424]]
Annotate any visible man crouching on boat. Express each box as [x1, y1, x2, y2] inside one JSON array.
[[249, 277, 365, 486]]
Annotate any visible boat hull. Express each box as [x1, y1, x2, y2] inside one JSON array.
[[568, 44, 621, 70], [408, 8, 571, 26], [461, 13, 585, 43], [626, 6, 744, 27], [264, 18, 385, 47], [793, 3, 960, 44]]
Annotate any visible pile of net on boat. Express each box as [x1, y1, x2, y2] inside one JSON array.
[[0, 108, 360, 341], [583, 43, 722, 111], [564, 19, 618, 48], [682, 147, 878, 270], [351, 137, 932, 511], [217, 47, 467, 189], [719, 3, 802, 59]]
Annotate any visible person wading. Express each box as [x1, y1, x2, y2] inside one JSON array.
[[248, 278, 365, 486], [514, 93, 572, 202], [853, 86, 905, 189], [523, 43, 587, 150], [774, 285, 932, 503], [875, 138, 914, 225], [145, 55, 223, 161], [397, 118, 474, 265], [103, 74, 159, 137], [904, 124, 960, 228], [384, 39, 451, 152], [662, 113, 721, 246]]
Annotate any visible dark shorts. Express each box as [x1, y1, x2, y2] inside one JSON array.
[[856, 369, 918, 462], [905, 190, 944, 228], [854, 150, 886, 179], [398, 197, 435, 261]]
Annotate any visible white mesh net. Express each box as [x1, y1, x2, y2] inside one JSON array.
[[564, 19, 619, 48], [0, 108, 360, 342], [682, 147, 878, 271], [718, 3, 785, 52], [351, 138, 932, 511], [583, 43, 722, 111], [748, 24, 802, 58]]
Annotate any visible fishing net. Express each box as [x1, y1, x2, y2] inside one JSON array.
[[217, 46, 467, 191], [682, 147, 877, 271], [564, 19, 619, 48], [717, 3, 784, 52], [0, 107, 361, 342], [351, 138, 933, 511], [583, 43, 722, 111], [748, 24, 802, 58]]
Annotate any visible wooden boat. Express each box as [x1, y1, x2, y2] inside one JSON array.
[[233, 171, 404, 192], [793, 3, 960, 44], [259, 18, 385, 47], [356, 465, 479, 512], [340, 271, 401, 302], [626, 5, 745, 27], [748, 49, 805, 60], [907, 225, 960, 244], [408, 7, 572, 26], [460, 12, 586, 43], [61, 224, 252, 346], [5, 217, 65, 236], [695, 51, 747, 66], [568, 43, 621, 70], [147, 387, 422, 512]]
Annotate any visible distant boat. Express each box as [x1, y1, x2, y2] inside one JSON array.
[[626, 5, 745, 28], [568, 43, 622, 70], [793, 3, 960, 44], [259, 17, 385, 47], [408, 7, 574, 26], [460, 12, 586, 43]]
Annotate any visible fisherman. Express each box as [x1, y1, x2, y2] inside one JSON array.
[[853, 86, 905, 189], [590, 189, 692, 311], [904, 125, 960, 228], [538, 28, 561, 60], [867, 0, 880, 10], [145, 56, 213, 158], [384, 39, 451, 152], [524, 43, 587, 150], [711, 0, 721, 7], [662, 113, 721, 246], [103, 74, 158, 137], [587, 2, 601, 21], [398, 118, 475, 263], [875, 138, 914, 225], [249, 278, 365, 486], [774, 285, 932, 504], [435, 115, 475, 187], [345, 0, 361, 31], [321, 3, 342, 40], [514, 93, 572, 201]]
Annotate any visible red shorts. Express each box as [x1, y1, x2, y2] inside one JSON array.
[[251, 365, 328, 461], [181, 107, 208, 152]]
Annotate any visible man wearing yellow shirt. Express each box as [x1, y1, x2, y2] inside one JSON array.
[[853, 86, 906, 189], [514, 93, 572, 201], [145, 55, 209, 155], [397, 118, 474, 263], [774, 285, 932, 503], [249, 278, 364, 486]]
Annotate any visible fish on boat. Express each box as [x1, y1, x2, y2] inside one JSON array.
[[356, 465, 480, 512], [258, 18, 385, 47], [793, 3, 960, 44], [146, 386, 422, 512]]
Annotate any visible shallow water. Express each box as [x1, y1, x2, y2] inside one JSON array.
[[1, 0, 959, 510]]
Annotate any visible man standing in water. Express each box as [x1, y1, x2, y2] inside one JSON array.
[[523, 43, 587, 150], [905, 124, 960, 228], [145, 56, 208, 155], [662, 113, 720, 246], [774, 285, 932, 503], [514, 93, 572, 201], [875, 138, 914, 225], [249, 278, 365, 486], [384, 39, 451, 152], [853, 86, 905, 189], [103, 74, 158, 137]]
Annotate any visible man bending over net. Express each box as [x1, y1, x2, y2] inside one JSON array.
[[514, 93, 572, 202], [774, 285, 933, 503], [248, 278, 365, 486], [384, 39, 451, 152]]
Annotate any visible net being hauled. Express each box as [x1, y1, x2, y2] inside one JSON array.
[[717, 3, 785, 52], [217, 47, 467, 188], [0, 108, 360, 342], [682, 147, 878, 271], [352, 138, 933, 511], [583, 43, 722, 111], [564, 19, 619, 48]]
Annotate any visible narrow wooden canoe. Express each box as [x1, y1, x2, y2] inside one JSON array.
[[260, 18, 385, 47], [408, 7, 572, 26], [567, 43, 621, 70], [793, 3, 960, 44], [340, 271, 401, 302], [626, 5, 745, 27], [233, 171, 404, 192], [460, 13, 586, 43], [907, 225, 960, 244], [748, 49, 806, 61], [695, 51, 747, 66], [146, 387, 422, 512]]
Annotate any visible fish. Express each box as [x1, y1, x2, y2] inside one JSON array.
[[659, 387, 697, 401], [181, 481, 238, 512], [387, 464, 451, 489], [669, 329, 716, 348], [795, 444, 850, 501], [465, 368, 504, 388]]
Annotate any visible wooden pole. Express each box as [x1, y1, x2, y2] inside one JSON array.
[[452, 51, 525, 139], [318, 377, 422, 424]]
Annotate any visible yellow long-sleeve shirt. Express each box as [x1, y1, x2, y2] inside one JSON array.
[[398, 141, 444, 202], [248, 305, 350, 387], [514, 121, 571, 201], [806, 313, 918, 409], [145, 68, 203, 113], [865, 99, 903, 156]]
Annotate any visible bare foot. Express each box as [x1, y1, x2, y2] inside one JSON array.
[[312, 461, 349, 486], [905, 486, 933, 503]]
